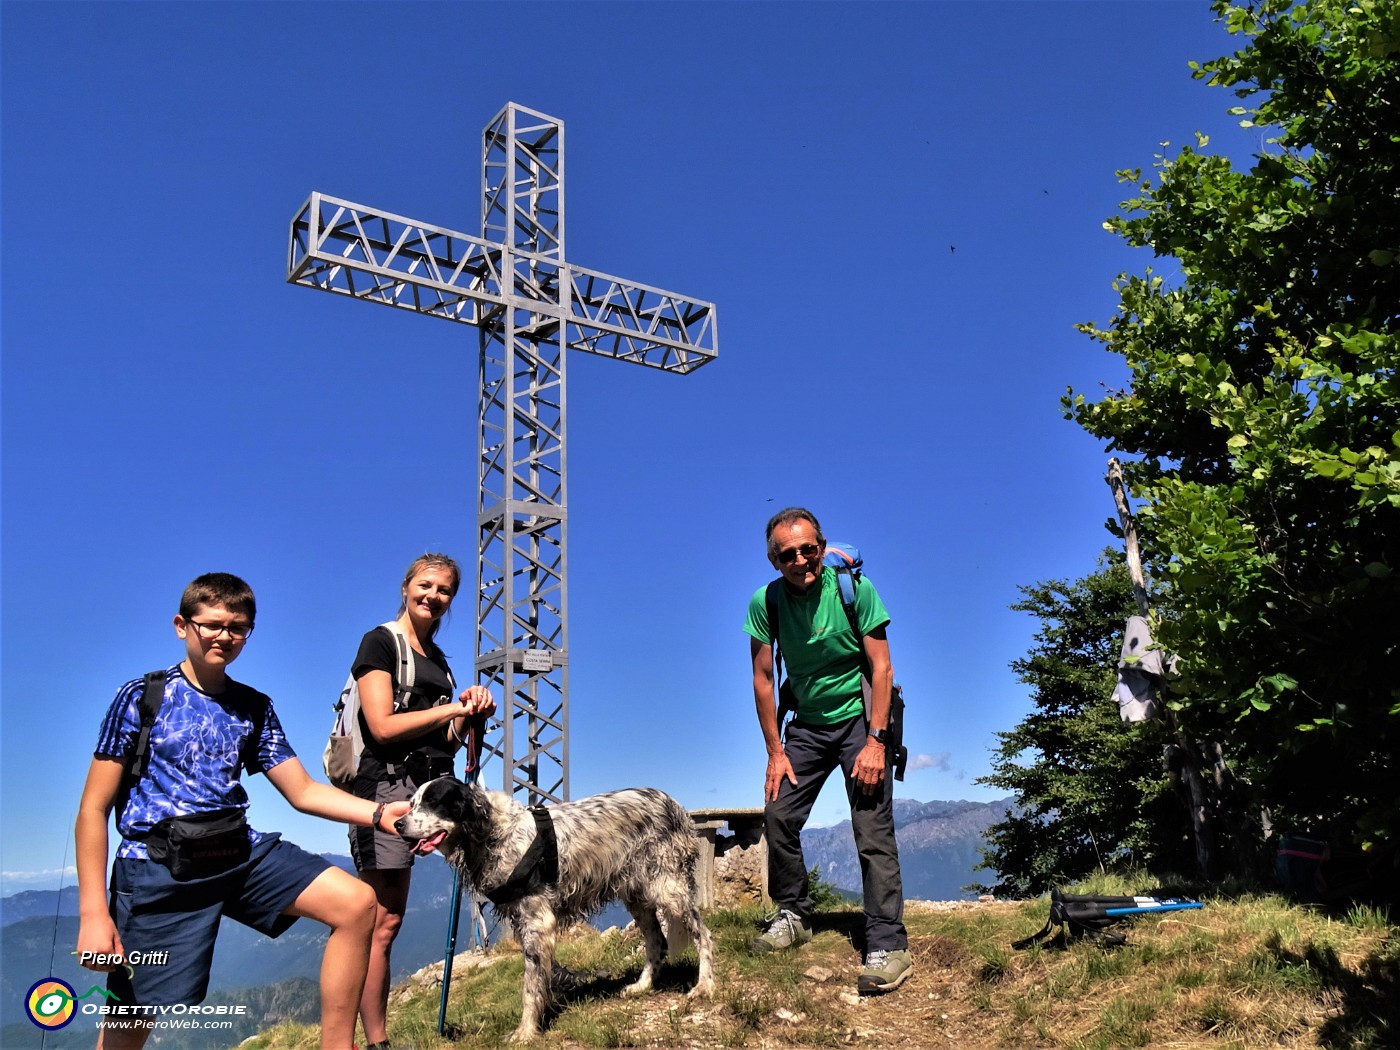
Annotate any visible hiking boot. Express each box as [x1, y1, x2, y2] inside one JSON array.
[[858, 948, 913, 994], [751, 909, 812, 953]]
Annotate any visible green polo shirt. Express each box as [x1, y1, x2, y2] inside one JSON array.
[[744, 566, 890, 725]]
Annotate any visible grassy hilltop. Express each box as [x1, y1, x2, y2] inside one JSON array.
[[244, 877, 1397, 1050]]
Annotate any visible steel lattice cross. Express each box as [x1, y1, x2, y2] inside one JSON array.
[[288, 102, 718, 804]]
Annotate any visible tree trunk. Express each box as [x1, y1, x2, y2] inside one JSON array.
[[1107, 459, 1217, 880]]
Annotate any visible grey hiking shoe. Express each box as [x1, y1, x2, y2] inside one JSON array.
[[858, 948, 913, 993], [751, 908, 812, 953]]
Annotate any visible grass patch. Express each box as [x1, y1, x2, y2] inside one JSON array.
[[553, 1006, 636, 1048], [1092, 992, 1160, 1047], [244, 886, 1397, 1049], [1345, 903, 1393, 932]]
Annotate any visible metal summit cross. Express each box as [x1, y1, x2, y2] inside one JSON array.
[[287, 102, 718, 806]]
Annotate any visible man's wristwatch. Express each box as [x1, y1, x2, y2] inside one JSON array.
[[869, 728, 891, 745], [370, 803, 387, 832]]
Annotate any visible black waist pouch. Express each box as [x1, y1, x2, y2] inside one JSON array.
[[145, 810, 250, 880], [405, 751, 455, 785]]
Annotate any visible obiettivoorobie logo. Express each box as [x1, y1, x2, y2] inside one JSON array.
[[25, 977, 119, 1030]]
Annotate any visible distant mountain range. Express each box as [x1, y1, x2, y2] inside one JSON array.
[[0, 884, 81, 925], [2, 797, 1009, 1045], [802, 796, 1012, 901]]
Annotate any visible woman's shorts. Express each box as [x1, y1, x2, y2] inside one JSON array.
[[349, 776, 417, 872]]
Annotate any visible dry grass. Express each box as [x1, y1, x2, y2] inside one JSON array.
[[243, 894, 1398, 1049]]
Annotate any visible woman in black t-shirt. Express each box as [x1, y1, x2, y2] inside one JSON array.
[[348, 553, 494, 1050]]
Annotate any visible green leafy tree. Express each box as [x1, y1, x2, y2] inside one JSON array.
[[806, 866, 850, 910], [1069, 0, 1400, 847], [977, 555, 1194, 898]]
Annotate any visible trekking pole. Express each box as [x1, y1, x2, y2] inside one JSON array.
[[437, 720, 482, 1036], [437, 870, 464, 1036]]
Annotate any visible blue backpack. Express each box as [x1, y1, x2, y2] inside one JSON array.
[[764, 543, 908, 780]]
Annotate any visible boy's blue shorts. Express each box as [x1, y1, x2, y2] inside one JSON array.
[[107, 833, 331, 1007]]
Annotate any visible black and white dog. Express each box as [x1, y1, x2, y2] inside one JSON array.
[[397, 777, 715, 1041]]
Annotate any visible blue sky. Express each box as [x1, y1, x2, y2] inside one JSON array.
[[2, 1, 1250, 893]]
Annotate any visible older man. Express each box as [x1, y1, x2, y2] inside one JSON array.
[[743, 507, 911, 994]]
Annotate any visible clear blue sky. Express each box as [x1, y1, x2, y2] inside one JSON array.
[[2, 1, 1249, 893]]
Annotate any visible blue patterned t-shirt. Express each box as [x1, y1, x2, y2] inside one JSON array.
[[94, 665, 296, 860]]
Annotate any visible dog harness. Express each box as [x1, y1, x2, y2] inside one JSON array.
[[484, 807, 559, 906]]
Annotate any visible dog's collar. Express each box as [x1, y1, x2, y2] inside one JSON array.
[[484, 806, 559, 906]]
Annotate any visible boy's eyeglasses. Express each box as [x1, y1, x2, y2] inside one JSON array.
[[185, 619, 254, 640], [776, 543, 821, 564]]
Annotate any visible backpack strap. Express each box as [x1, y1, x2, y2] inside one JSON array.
[[116, 669, 167, 820], [335, 622, 420, 717], [239, 693, 270, 776], [381, 620, 447, 707], [834, 566, 867, 675], [764, 579, 784, 676], [374, 621, 414, 781], [764, 580, 793, 728], [1011, 915, 1060, 950], [381, 620, 417, 708], [824, 547, 863, 645], [1013, 888, 1068, 949], [127, 670, 167, 782]]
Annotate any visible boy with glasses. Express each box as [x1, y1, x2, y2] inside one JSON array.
[[743, 508, 912, 994], [74, 572, 409, 1049]]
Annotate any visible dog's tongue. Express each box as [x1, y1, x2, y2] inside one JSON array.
[[410, 831, 447, 857]]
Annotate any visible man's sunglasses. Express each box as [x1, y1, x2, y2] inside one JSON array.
[[776, 543, 822, 564]]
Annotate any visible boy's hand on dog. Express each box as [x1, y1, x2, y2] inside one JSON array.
[[382, 800, 412, 833]]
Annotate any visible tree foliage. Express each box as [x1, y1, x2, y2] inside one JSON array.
[[1068, 0, 1400, 846], [977, 555, 1194, 897]]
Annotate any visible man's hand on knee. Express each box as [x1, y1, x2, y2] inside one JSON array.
[[765, 752, 797, 803]]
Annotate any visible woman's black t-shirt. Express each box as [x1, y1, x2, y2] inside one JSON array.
[[351, 626, 456, 774]]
